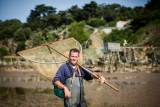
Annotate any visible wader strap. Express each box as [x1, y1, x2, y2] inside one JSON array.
[[66, 63, 77, 89], [77, 66, 82, 76], [66, 63, 73, 77]]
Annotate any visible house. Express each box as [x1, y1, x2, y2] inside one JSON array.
[[116, 20, 131, 30]]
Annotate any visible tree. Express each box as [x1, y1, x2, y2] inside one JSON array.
[[16, 41, 26, 53], [58, 11, 74, 25], [145, 0, 160, 20], [134, 6, 144, 17], [0, 19, 22, 40], [103, 28, 133, 45], [82, 1, 99, 20], [33, 32, 46, 47], [130, 0, 160, 31], [26, 4, 58, 30], [145, 0, 160, 11], [103, 5, 117, 22], [97, 3, 106, 19], [14, 28, 32, 41], [47, 14, 60, 29], [0, 47, 9, 56], [117, 6, 136, 20], [68, 5, 83, 21], [27, 4, 56, 22], [68, 21, 89, 45], [87, 18, 106, 27]]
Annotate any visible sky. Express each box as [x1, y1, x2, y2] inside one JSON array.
[[0, 0, 149, 23]]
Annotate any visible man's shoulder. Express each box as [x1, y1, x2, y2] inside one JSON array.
[[61, 63, 67, 67], [59, 63, 67, 69]]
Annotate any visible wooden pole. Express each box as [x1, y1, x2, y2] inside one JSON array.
[[46, 44, 119, 92]]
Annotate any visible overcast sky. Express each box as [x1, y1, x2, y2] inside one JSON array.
[[0, 0, 149, 23]]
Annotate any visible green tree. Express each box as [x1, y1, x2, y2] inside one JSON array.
[[103, 28, 133, 45], [82, 1, 99, 20], [87, 18, 106, 27], [134, 6, 144, 17], [103, 4, 120, 22], [0, 47, 9, 56], [145, 0, 160, 20], [16, 41, 26, 53], [0, 19, 22, 40], [33, 32, 46, 47], [145, 0, 160, 12], [58, 11, 74, 25], [26, 4, 57, 30], [68, 5, 83, 22], [97, 3, 106, 19], [117, 6, 136, 20], [47, 14, 60, 29], [14, 28, 32, 41], [27, 4, 56, 22], [68, 21, 89, 45]]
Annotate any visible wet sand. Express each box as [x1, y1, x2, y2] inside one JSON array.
[[0, 70, 160, 107]]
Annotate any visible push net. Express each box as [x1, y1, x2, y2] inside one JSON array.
[[18, 37, 82, 82]]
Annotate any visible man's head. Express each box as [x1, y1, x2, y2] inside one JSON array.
[[69, 48, 80, 66]]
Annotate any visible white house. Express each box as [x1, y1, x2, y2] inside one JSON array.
[[116, 20, 131, 30]]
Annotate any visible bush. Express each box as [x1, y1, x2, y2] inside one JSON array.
[[33, 33, 46, 47], [0, 19, 22, 40], [14, 28, 32, 41], [0, 47, 9, 56], [68, 21, 89, 45], [103, 28, 133, 45], [87, 18, 106, 27], [108, 21, 116, 27], [128, 27, 145, 44], [16, 41, 26, 53], [108, 17, 120, 27]]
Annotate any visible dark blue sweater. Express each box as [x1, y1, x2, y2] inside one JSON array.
[[52, 63, 94, 84]]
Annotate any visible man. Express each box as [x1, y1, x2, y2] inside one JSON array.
[[53, 48, 106, 107]]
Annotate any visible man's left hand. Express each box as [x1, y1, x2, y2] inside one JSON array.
[[99, 76, 106, 84]]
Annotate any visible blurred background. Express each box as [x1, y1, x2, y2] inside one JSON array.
[[0, 0, 160, 106]]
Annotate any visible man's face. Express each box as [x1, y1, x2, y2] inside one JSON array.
[[69, 51, 79, 66]]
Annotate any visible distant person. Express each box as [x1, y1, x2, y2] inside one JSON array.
[[53, 48, 106, 107], [123, 40, 127, 46]]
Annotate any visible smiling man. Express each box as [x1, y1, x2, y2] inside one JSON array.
[[53, 48, 105, 107]]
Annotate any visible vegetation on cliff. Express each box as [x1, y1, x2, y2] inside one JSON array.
[[0, 0, 159, 57]]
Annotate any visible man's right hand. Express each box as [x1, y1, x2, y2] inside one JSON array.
[[64, 87, 71, 98]]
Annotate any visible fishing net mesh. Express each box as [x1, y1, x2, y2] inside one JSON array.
[[18, 38, 82, 82]]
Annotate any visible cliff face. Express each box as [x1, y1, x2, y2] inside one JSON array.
[[136, 23, 160, 47], [89, 28, 104, 50]]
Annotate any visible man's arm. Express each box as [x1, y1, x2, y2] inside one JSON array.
[[91, 72, 106, 84], [54, 81, 71, 98]]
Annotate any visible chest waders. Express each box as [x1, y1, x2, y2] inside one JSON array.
[[64, 63, 87, 107]]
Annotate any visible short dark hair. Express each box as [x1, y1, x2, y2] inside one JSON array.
[[69, 48, 80, 56]]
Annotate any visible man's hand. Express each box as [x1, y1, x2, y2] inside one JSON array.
[[54, 81, 71, 98], [64, 87, 71, 98], [99, 76, 106, 84], [92, 72, 106, 84]]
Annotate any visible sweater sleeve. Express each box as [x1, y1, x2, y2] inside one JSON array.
[[82, 66, 94, 80], [52, 65, 66, 84]]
